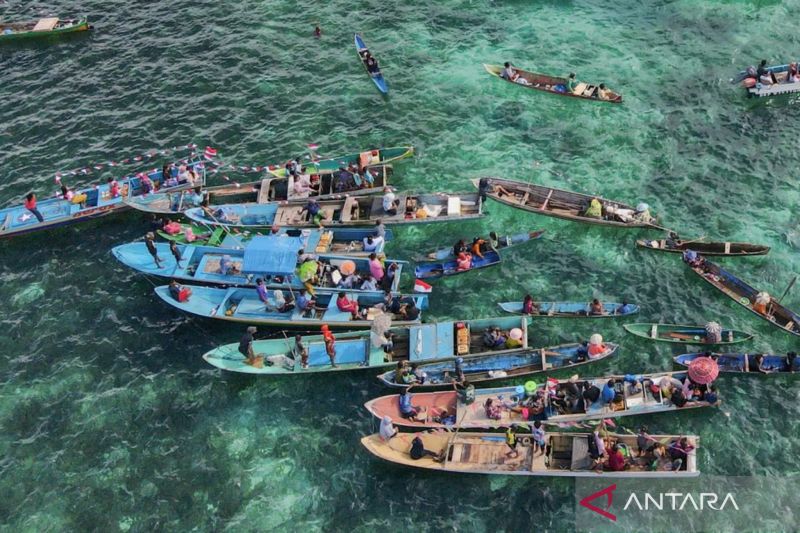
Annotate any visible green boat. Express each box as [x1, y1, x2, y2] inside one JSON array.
[[0, 17, 91, 42], [267, 146, 413, 178], [623, 323, 754, 345]]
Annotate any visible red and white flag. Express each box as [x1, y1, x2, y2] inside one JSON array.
[[413, 279, 433, 293], [307, 143, 319, 150], [204, 146, 218, 160]]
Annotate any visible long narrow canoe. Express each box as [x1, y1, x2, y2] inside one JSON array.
[[473, 177, 655, 228], [0, 159, 203, 239], [624, 323, 754, 345], [267, 147, 412, 178], [0, 17, 91, 42], [424, 230, 544, 260], [202, 315, 529, 374], [484, 64, 622, 103], [355, 34, 388, 94], [112, 239, 405, 293], [361, 432, 699, 478], [637, 238, 769, 256], [675, 352, 799, 374], [185, 192, 483, 229], [498, 301, 639, 318], [157, 224, 394, 256], [414, 250, 501, 280], [376, 342, 618, 388], [687, 256, 800, 338], [368, 370, 716, 426], [155, 285, 427, 329]]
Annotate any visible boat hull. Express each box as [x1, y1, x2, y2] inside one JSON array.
[[636, 238, 769, 256], [624, 323, 754, 345], [498, 301, 639, 318], [674, 352, 798, 374], [484, 63, 622, 103]]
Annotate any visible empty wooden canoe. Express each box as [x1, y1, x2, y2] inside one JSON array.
[[624, 323, 754, 345]]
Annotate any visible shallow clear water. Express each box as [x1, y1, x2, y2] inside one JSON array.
[[2, 0, 800, 530]]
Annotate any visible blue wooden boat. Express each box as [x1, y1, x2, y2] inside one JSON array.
[[355, 34, 388, 94], [112, 234, 406, 293], [367, 369, 715, 429], [414, 250, 501, 280], [375, 341, 619, 389], [202, 315, 529, 374], [0, 160, 204, 239], [424, 230, 544, 260], [184, 192, 483, 229], [731, 62, 800, 98], [675, 352, 799, 374], [498, 301, 639, 318], [154, 284, 427, 329]]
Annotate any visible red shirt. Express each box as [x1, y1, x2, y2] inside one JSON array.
[[608, 450, 626, 471], [24, 196, 36, 209]]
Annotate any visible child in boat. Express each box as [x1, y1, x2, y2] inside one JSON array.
[[398, 388, 425, 421], [532, 421, 546, 456], [484, 398, 503, 420]]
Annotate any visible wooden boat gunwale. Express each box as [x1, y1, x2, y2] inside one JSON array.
[[483, 63, 622, 104]]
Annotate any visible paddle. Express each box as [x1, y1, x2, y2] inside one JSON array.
[[676, 235, 706, 246], [777, 276, 797, 304]]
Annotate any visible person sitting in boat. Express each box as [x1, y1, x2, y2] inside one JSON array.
[[582, 382, 601, 411], [752, 291, 771, 316], [596, 83, 612, 100], [300, 199, 325, 228], [601, 379, 617, 404], [667, 437, 694, 470], [107, 177, 121, 198], [589, 299, 605, 315], [754, 353, 778, 373], [665, 231, 682, 248], [616, 301, 636, 315], [273, 289, 294, 313], [379, 415, 398, 442], [382, 187, 399, 216], [505, 328, 523, 349], [452, 239, 468, 257], [381, 262, 398, 292], [633, 203, 653, 224], [471, 237, 486, 259], [587, 334, 606, 358], [456, 252, 472, 272], [219, 254, 237, 275], [365, 52, 380, 75], [604, 443, 628, 472], [522, 294, 540, 315], [757, 59, 778, 85], [566, 73, 578, 93], [483, 326, 507, 349], [295, 289, 316, 315], [788, 352, 799, 372], [681, 249, 705, 269], [398, 299, 420, 321], [336, 292, 362, 320], [583, 197, 603, 219], [484, 398, 503, 420], [292, 170, 315, 198], [409, 436, 440, 461], [411, 363, 426, 384], [168, 279, 192, 302], [362, 235, 379, 253], [398, 388, 424, 422], [360, 274, 378, 291], [500, 62, 518, 81]]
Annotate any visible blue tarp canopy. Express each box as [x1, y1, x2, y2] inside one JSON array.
[[242, 236, 303, 274]]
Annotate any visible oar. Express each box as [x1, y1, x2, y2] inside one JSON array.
[[677, 235, 706, 246], [777, 276, 797, 304]]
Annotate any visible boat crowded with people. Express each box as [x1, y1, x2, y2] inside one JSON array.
[[473, 177, 655, 227], [376, 337, 618, 388], [367, 369, 718, 428], [201, 315, 530, 374], [732, 60, 800, 98], [361, 431, 699, 478]]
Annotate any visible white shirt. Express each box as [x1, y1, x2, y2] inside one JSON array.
[[382, 191, 396, 211]]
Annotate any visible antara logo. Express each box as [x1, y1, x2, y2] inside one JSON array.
[[580, 485, 739, 522]]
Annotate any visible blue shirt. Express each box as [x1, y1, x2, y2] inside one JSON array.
[[296, 294, 309, 310], [399, 393, 413, 414], [601, 384, 616, 403]]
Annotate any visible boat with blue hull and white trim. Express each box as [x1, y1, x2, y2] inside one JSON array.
[[113, 235, 406, 294], [414, 250, 501, 279], [423, 230, 544, 260], [498, 301, 639, 318], [732, 62, 800, 98], [154, 284, 427, 329], [355, 34, 388, 94], [0, 160, 204, 239], [184, 192, 483, 229], [202, 315, 530, 374], [675, 352, 800, 374]]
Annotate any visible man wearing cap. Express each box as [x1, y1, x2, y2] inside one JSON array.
[[239, 326, 257, 364]]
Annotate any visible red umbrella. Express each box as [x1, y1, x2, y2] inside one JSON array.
[[687, 357, 719, 384]]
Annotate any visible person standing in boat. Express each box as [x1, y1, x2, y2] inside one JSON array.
[[169, 240, 183, 266], [294, 334, 309, 369], [321, 324, 337, 367], [23, 192, 44, 223], [374, 219, 386, 240], [145, 232, 163, 268]]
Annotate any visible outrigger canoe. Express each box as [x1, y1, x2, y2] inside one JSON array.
[[687, 256, 800, 338], [675, 352, 799, 374], [355, 34, 388, 94], [0, 160, 203, 239], [368, 370, 716, 426], [376, 342, 618, 389], [361, 432, 699, 478], [483, 64, 622, 103], [637, 238, 769, 257], [155, 285, 427, 329], [202, 315, 529, 374], [157, 224, 394, 256], [424, 230, 544, 260], [0, 17, 91, 43], [112, 237, 405, 293], [498, 301, 639, 318], [624, 323, 754, 345], [473, 177, 656, 228], [185, 192, 483, 229], [414, 250, 501, 280]]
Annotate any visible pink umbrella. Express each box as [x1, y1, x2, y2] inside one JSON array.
[[687, 357, 719, 384]]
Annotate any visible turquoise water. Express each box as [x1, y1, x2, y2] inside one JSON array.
[[2, 0, 800, 530]]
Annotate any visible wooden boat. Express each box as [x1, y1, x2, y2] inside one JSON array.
[[0, 17, 91, 42], [424, 230, 544, 260], [687, 256, 800, 338], [154, 285, 427, 329], [361, 432, 699, 478], [202, 315, 530, 374], [266, 147, 412, 178], [157, 224, 394, 256], [414, 250, 501, 280], [0, 160, 203, 239], [483, 64, 622, 103], [472, 177, 655, 228], [375, 342, 618, 389], [368, 370, 715, 427], [636, 238, 769, 256], [184, 192, 483, 229], [112, 237, 406, 293], [731, 63, 800, 98], [624, 323, 754, 345], [355, 34, 388, 94], [498, 301, 639, 318], [675, 352, 799, 374]]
